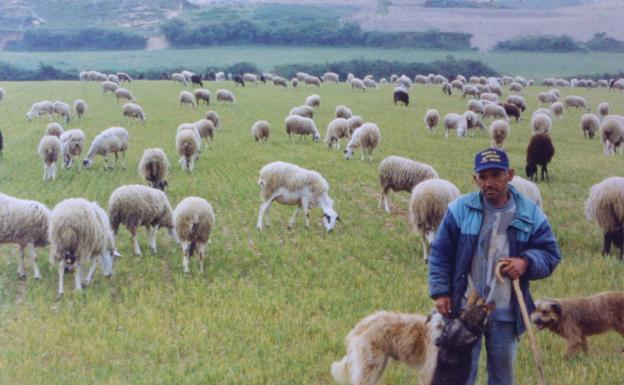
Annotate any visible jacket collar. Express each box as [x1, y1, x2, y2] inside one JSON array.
[[465, 185, 534, 226]]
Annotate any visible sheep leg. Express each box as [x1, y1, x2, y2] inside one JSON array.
[[301, 198, 310, 228], [51, 162, 56, 180], [130, 226, 141, 256], [182, 242, 190, 274], [17, 246, 27, 280], [121, 151, 127, 170], [422, 237, 429, 263], [104, 154, 110, 170], [84, 257, 97, 286], [57, 261, 65, 297], [147, 226, 157, 254], [256, 199, 273, 229], [74, 263, 83, 291], [28, 243, 41, 280], [198, 243, 206, 274], [287, 207, 300, 229], [369, 149, 374, 163]]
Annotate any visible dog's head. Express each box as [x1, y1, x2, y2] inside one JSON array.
[[426, 310, 445, 341], [531, 300, 562, 331], [435, 292, 494, 351]]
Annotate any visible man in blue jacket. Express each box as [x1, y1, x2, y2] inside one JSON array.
[[428, 148, 561, 385]]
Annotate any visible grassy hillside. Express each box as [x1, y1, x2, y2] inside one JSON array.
[[0, 80, 623, 384]]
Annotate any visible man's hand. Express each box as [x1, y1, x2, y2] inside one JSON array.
[[500, 257, 528, 280], [435, 296, 452, 317]]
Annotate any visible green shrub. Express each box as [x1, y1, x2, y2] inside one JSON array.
[[493, 35, 585, 52], [4, 28, 147, 51]]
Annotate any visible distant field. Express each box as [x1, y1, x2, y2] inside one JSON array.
[[1, 46, 624, 78], [0, 80, 623, 384]]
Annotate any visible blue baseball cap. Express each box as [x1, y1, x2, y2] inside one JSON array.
[[474, 148, 509, 173]]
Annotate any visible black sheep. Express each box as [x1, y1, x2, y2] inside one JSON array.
[[526, 133, 555, 181], [234, 75, 245, 87], [393, 89, 409, 106], [191, 74, 203, 87], [502, 102, 521, 122]]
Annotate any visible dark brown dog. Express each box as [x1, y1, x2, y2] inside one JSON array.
[[531, 292, 624, 356]]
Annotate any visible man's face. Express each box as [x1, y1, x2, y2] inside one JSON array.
[[473, 168, 514, 206]]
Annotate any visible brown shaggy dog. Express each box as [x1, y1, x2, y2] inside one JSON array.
[[531, 292, 624, 356]]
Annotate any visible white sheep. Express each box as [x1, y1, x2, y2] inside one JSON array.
[[322, 72, 339, 83], [601, 116, 624, 155], [550, 101, 564, 120], [350, 78, 365, 92], [205, 110, 221, 130], [216, 89, 235, 104], [171, 73, 188, 85], [291, 78, 299, 88], [38, 135, 62, 181], [325, 118, 350, 150], [488, 119, 510, 149], [409, 178, 460, 262], [344, 123, 380, 162], [532, 113, 552, 135], [364, 78, 379, 89], [108, 74, 120, 84], [564, 95, 590, 112], [79, 71, 88, 81], [122, 102, 146, 123], [414, 74, 429, 85], [538, 92, 559, 104], [464, 110, 485, 135], [116, 72, 132, 83], [0, 192, 49, 280], [179, 90, 196, 108], [45, 122, 64, 138], [60, 129, 85, 170], [305, 94, 321, 109], [443, 113, 467, 138], [83, 126, 129, 169], [580, 113, 600, 139], [335, 105, 353, 119], [483, 103, 509, 122], [289, 105, 314, 119], [26, 101, 54, 122], [585, 176, 624, 258], [251, 120, 270, 142], [285, 115, 320, 142], [305, 76, 322, 87], [194, 119, 215, 146], [273, 76, 288, 87], [378, 156, 439, 214], [138, 148, 169, 191], [256, 161, 339, 231], [597, 102, 609, 121], [49, 198, 118, 296], [73, 99, 87, 119], [194, 89, 211, 105], [506, 95, 527, 112], [243, 73, 259, 84], [101, 81, 119, 94], [115, 88, 135, 102], [510, 176, 542, 207], [176, 127, 200, 171], [424, 109, 440, 133], [173, 197, 215, 274], [467, 99, 484, 115], [109, 184, 177, 256], [181, 70, 195, 83], [53, 101, 71, 123]]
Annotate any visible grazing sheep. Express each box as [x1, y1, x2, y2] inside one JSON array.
[[108, 185, 177, 256], [115, 88, 135, 103], [176, 128, 200, 171], [73, 99, 87, 119], [443, 113, 468, 138], [289, 105, 314, 119], [451, 79, 464, 90], [502, 103, 521, 122], [205, 110, 221, 130], [462, 85, 480, 99], [108, 74, 120, 84], [468, 99, 484, 115], [597, 102, 609, 121], [351, 78, 365, 92], [506, 95, 527, 112], [49, 198, 117, 296], [549, 89, 561, 99], [550, 102, 564, 120], [393, 87, 409, 106], [509, 82, 524, 93], [0, 192, 49, 280], [122, 102, 146, 123], [538, 92, 559, 104], [440, 81, 452, 95], [581, 113, 600, 139], [216, 89, 235, 104], [325, 118, 350, 150], [610, 79, 624, 91], [414, 74, 429, 84], [256, 161, 339, 231], [83, 126, 129, 170], [190, 74, 203, 87], [273, 76, 288, 87], [424, 109, 440, 133], [79, 71, 89, 81], [526, 133, 555, 181], [335, 105, 353, 119], [291, 78, 299, 88], [483, 103, 509, 122], [344, 123, 380, 162], [179, 90, 196, 108], [409, 178, 460, 262], [194, 119, 215, 146], [26, 101, 54, 122], [396, 75, 412, 89], [480, 92, 499, 103], [532, 113, 552, 135], [53, 101, 71, 123], [322, 72, 339, 83], [305, 94, 321, 109], [585, 177, 624, 259], [251, 120, 270, 142], [464, 110, 485, 135], [510, 175, 542, 207], [45, 122, 64, 138], [347, 115, 363, 135], [60, 129, 85, 170], [234, 75, 245, 87], [378, 156, 438, 214], [138, 148, 169, 191], [38, 135, 62, 181], [600, 116, 624, 155], [564, 95, 590, 112], [532, 108, 553, 119], [173, 197, 215, 273], [194, 89, 211, 105], [116, 72, 132, 83], [101, 81, 119, 94], [243, 73, 258, 84], [306, 76, 322, 87], [171, 72, 188, 85], [488, 119, 510, 149], [364, 78, 378, 89], [285, 115, 320, 142]]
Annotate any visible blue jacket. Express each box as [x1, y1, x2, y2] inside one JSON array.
[[428, 185, 562, 334]]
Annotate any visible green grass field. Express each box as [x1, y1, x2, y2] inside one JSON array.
[[1, 46, 624, 79], [0, 80, 622, 385]]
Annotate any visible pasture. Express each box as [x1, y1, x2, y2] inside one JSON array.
[[0, 79, 622, 385]]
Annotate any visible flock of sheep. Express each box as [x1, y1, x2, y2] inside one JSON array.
[[0, 67, 623, 300]]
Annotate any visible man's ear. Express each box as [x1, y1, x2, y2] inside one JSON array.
[[507, 168, 515, 180], [472, 174, 479, 186]]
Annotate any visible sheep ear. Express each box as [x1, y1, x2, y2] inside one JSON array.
[[336, 216, 341, 222]]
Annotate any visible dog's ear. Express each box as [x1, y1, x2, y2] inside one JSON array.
[[549, 301, 562, 317], [466, 289, 479, 306]]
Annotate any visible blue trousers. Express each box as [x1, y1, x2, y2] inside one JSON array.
[[466, 320, 519, 385]]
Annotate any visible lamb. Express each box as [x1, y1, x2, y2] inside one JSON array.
[[424, 109, 440, 133], [26, 101, 54, 122], [506, 95, 527, 111], [597, 102, 609, 121], [171, 72, 188, 85], [216, 89, 235, 104], [550, 102, 564, 120], [179, 91, 196, 108], [488, 119, 510, 149], [194, 89, 211, 105], [584, 176, 624, 259], [101, 81, 119, 94], [251, 120, 270, 142], [351, 78, 365, 91], [305, 94, 321, 109], [173, 197, 215, 273], [289, 105, 314, 118], [256, 161, 339, 231], [532, 113, 552, 135], [49, 198, 118, 296], [73, 99, 87, 119], [483, 103, 509, 122], [510, 175, 542, 207], [45, 122, 64, 138], [580, 113, 600, 139], [325, 118, 350, 150], [176, 127, 200, 171], [344, 123, 381, 162], [115, 88, 135, 102], [335, 105, 353, 119], [116, 72, 132, 82], [564, 95, 591, 112], [122, 102, 146, 123], [194, 119, 215, 146], [108, 184, 178, 256], [378, 156, 438, 214], [600, 116, 624, 155], [409, 178, 460, 262], [60, 129, 85, 170], [443, 113, 468, 138], [0, 192, 49, 280], [205, 110, 221, 130], [347, 115, 363, 135], [138, 148, 169, 191], [526, 133, 555, 181], [38, 135, 62, 181], [467, 99, 484, 115], [538, 92, 559, 104], [273, 76, 288, 87], [83, 126, 129, 169], [53, 101, 71, 123], [285, 115, 320, 142]]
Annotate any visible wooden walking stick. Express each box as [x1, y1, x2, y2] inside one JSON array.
[[495, 260, 546, 385]]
